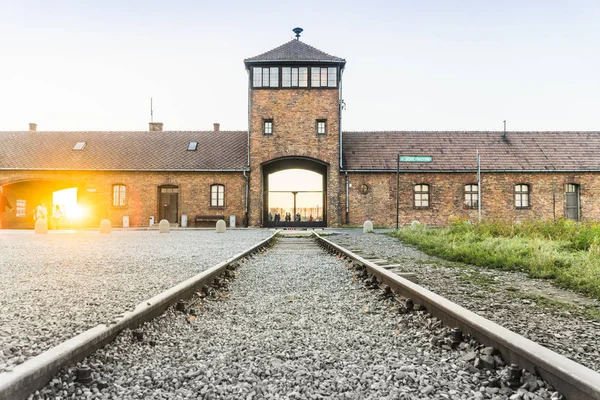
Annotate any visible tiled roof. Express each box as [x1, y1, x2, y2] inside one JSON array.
[[0, 131, 248, 171], [342, 131, 600, 171], [244, 39, 345, 64]]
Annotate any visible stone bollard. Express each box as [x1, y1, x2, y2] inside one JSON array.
[[159, 219, 170, 233], [410, 220, 421, 230], [216, 219, 226, 233], [34, 219, 48, 234], [99, 219, 112, 234], [363, 220, 373, 233]]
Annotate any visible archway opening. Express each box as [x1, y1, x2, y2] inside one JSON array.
[[262, 157, 327, 228], [1, 180, 97, 229]]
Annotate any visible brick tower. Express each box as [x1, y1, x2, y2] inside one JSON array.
[[244, 28, 346, 227]]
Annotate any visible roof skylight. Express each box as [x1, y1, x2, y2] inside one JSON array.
[[73, 142, 86, 150], [187, 141, 198, 151]]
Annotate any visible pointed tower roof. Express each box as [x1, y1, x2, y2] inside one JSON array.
[[244, 35, 345, 67]]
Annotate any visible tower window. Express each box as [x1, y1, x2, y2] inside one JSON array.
[[316, 120, 326, 136], [281, 67, 307, 88], [253, 67, 280, 88], [264, 119, 273, 135], [269, 67, 279, 87], [311, 67, 338, 88], [299, 67, 308, 87], [253, 67, 262, 87]]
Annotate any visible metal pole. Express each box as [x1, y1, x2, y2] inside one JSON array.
[[396, 154, 400, 230], [477, 151, 481, 223]]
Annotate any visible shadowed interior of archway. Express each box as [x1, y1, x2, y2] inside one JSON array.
[[267, 169, 323, 224]]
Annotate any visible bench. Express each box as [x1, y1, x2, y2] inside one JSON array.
[[194, 215, 224, 227]]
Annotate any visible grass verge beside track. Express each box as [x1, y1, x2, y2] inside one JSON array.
[[391, 220, 600, 301]]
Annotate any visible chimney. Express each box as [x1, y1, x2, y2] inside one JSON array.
[[213, 123, 220, 132], [149, 122, 163, 132], [29, 123, 37, 132]]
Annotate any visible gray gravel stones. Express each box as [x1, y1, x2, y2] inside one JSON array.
[[0, 230, 271, 372], [329, 232, 600, 373], [37, 237, 563, 399]]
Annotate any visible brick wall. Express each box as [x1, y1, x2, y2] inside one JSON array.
[[0, 170, 246, 228], [346, 172, 600, 227], [248, 88, 342, 226]]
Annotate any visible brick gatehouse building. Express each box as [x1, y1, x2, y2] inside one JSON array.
[[1, 30, 600, 229]]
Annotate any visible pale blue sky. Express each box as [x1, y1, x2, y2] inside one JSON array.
[[1, 0, 599, 131]]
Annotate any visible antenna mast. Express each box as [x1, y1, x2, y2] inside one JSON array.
[[151, 98, 154, 123]]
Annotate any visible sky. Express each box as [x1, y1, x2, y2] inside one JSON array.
[[1, 0, 599, 132]]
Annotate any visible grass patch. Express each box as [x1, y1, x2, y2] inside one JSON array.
[[510, 293, 600, 322], [391, 220, 600, 300]]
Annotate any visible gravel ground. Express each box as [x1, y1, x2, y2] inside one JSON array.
[[328, 232, 600, 373], [36, 237, 562, 399], [0, 229, 272, 373]]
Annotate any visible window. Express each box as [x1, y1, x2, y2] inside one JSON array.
[[282, 67, 291, 87], [264, 119, 273, 135], [316, 120, 326, 135], [298, 67, 308, 87], [464, 184, 478, 209], [73, 142, 86, 150], [253, 67, 262, 87], [281, 67, 308, 87], [311, 67, 338, 87], [253, 67, 279, 88], [16, 200, 26, 217], [113, 185, 126, 207], [327, 67, 337, 87], [414, 184, 430, 208], [311, 67, 320, 87], [515, 184, 530, 209], [187, 141, 198, 151], [211, 184, 224, 207]]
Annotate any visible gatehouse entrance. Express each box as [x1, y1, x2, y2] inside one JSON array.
[[262, 157, 327, 228]]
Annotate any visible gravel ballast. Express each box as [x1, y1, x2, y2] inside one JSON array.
[[0, 230, 272, 373], [38, 237, 563, 399], [329, 232, 600, 373]]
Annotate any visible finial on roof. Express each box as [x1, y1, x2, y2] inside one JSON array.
[[292, 27, 303, 40]]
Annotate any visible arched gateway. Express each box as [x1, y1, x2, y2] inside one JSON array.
[[262, 157, 328, 228]]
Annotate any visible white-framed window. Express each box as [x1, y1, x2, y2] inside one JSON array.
[[515, 184, 530, 209], [464, 184, 478, 209], [414, 184, 430, 208], [211, 184, 225, 207], [113, 184, 126, 207], [316, 120, 326, 135], [16, 200, 26, 217], [264, 119, 273, 135]]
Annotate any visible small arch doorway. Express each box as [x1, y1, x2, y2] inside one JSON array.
[[262, 157, 327, 228]]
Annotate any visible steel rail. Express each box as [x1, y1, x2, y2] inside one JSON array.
[[0, 233, 277, 400], [313, 232, 600, 400]]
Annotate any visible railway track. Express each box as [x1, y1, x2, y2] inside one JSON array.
[[314, 233, 600, 400], [1, 232, 600, 399]]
